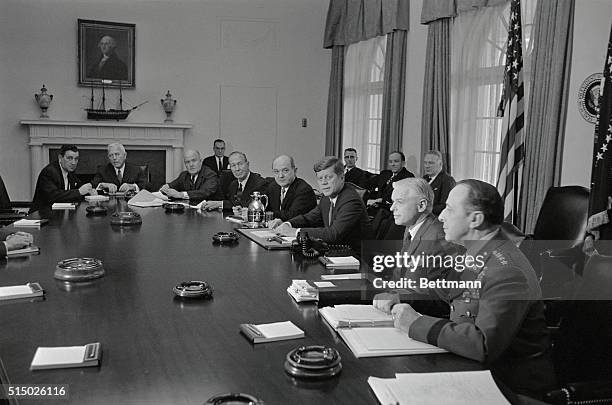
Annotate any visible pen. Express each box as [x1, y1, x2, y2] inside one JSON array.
[[245, 324, 264, 338]]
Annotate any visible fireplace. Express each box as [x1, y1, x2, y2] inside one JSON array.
[[21, 120, 191, 194]]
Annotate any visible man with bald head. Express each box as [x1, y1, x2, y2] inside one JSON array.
[[91, 143, 149, 193], [265, 155, 316, 221], [87, 35, 128, 80], [160, 150, 218, 201]]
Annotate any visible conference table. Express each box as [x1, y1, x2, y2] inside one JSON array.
[[0, 198, 482, 404]]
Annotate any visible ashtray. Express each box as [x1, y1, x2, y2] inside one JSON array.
[[212, 232, 239, 244], [284, 345, 342, 379], [110, 211, 142, 226], [54, 257, 105, 281], [173, 280, 213, 299], [204, 393, 264, 405], [163, 203, 185, 213], [86, 205, 107, 215]]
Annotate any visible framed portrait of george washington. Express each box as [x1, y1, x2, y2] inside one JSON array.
[[78, 19, 135, 88]]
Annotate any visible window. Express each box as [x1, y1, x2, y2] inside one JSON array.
[[342, 36, 386, 173]]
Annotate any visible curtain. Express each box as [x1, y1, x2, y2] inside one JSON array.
[[420, 18, 451, 173], [342, 36, 386, 170], [380, 30, 407, 167], [325, 46, 345, 156], [324, 0, 410, 48], [449, 0, 536, 184], [520, 0, 575, 232]]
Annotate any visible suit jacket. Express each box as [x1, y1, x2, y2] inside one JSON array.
[[266, 178, 317, 222], [30, 161, 83, 213], [223, 172, 268, 209], [425, 171, 455, 215], [400, 214, 461, 281], [344, 167, 371, 190], [0, 174, 11, 210], [409, 231, 555, 397], [372, 167, 414, 204], [289, 184, 372, 251], [203, 155, 230, 175], [87, 53, 128, 80], [91, 162, 149, 191], [167, 165, 219, 201]]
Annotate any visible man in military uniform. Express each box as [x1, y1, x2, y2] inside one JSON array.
[[374, 179, 555, 398]]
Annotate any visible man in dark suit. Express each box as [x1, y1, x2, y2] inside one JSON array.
[[87, 35, 128, 81], [423, 150, 455, 215], [343, 148, 370, 189], [0, 229, 33, 257], [202, 151, 268, 210], [379, 180, 556, 398], [160, 150, 218, 201], [30, 144, 95, 213], [274, 156, 371, 251], [90, 143, 149, 193], [369, 151, 414, 207], [265, 155, 316, 222], [202, 139, 230, 175]]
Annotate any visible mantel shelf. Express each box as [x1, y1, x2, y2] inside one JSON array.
[[20, 120, 192, 129]]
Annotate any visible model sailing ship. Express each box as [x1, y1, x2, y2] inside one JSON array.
[[86, 83, 147, 120]]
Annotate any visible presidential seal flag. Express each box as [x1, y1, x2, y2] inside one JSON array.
[[496, 0, 525, 225], [586, 22, 612, 254]]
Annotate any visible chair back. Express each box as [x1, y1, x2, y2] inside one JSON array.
[[138, 165, 151, 183], [345, 181, 369, 204], [0, 175, 10, 210], [533, 186, 589, 246]]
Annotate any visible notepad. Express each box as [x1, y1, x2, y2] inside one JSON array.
[[0, 283, 44, 301], [287, 280, 318, 302], [368, 371, 510, 405], [318, 256, 360, 268], [30, 342, 101, 370], [239, 321, 304, 343], [52, 203, 76, 210], [12, 219, 48, 228], [320, 273, 364, 280], [85, 195, 109, 202], [6, 245, 40, 258], [319, 305, 394, 329], [338, 327, 446, 358]]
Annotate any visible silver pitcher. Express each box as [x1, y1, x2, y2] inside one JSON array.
[[247, 191, 268, 225]]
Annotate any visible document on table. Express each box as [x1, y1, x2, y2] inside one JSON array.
[[319, 304, 394, 329], [128, 190, 166, 207], [368, 370, 510, 405], [30, 343, 101, 370], [240, 321, 304, 343], [0, 283, 44, 301], [338, 327, 446, 357]]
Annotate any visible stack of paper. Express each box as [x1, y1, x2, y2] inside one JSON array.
[[287, 280, 319, 302], [30, 343, 101, 370], [338, 327, 446, 358], [368, 371, 510, 405], [319, 304, 394, 329], [12, 219, 48, 228], [52, 203, 76, 210], [85, 195, 109, 202], [319, 256, 360, 269], [6, 245, 40, 258], [239, 321, 304, 343], [127, 190, 166, 207], [320, 273, 364, 280], [0, 283, 44, 301]]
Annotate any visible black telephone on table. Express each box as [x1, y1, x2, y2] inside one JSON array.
[[290, 232, 353, 258]]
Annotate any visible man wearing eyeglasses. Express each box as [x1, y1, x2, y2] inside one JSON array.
[[265, 155, 316, 221], [273, 156, 372, 251], [30, 144, 95, 213]]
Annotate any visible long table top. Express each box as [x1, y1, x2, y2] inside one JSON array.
[[0, 199, 481, 404]]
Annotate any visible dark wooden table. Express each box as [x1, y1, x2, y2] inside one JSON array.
[[0, 199, 481, 404]]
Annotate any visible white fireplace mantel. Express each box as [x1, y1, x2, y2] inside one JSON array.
[[21, 120, 191, 193]]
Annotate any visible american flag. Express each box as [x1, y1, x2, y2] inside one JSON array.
[[496, 0, 525, 225], [585, 22, 612, 254]]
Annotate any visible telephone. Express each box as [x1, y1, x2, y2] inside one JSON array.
[[290, 232, 352, 258]]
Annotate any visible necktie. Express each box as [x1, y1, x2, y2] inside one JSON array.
[[218, 158, 222, 172], [238, 182, 243, 192], [64, 174, 69, 190], [191, 175, 197, 185], [280, 187, 287, 205], [117, 169, 122, 183], [328, 201, 334, 225]]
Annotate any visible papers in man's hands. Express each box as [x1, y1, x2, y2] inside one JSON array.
[[6, 245, 40, 257], [319, 256, 360, 269], [12, 219, 48, 228], [84, 195, 109, 202], [0, 282, 44, 301], [338, 327, 446, 358], [367, 371, 510, 405], [127, 190, 167, 207], [287, 280, 318, 302], [319, 305, 394, 329], [30, 342, 101, 370], [52, 202, 76, 210], [239, 321, 304, 343]]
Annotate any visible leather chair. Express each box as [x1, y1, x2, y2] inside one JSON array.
[[345, 181, 369, 204], [0, 174, 29, 225], [522, 186, 589, 299]]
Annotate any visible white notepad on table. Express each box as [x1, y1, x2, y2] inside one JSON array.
[[30, 342, 101, 370], [240, 321, 304, 343], [338, 327, 446, 358], [52, 203, 76, 210], [0, 283, 44, 301], [12, 219, 48, 228], [319, 305, 394, 330], [368, 370, 510, 405]]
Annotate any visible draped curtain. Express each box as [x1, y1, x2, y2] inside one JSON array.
[[325, 46, 345, 156], [520, 0, 575, 232]]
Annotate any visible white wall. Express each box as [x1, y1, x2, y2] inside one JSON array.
[[0, 0, 329, 200], [561, 1, 612, 187]]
